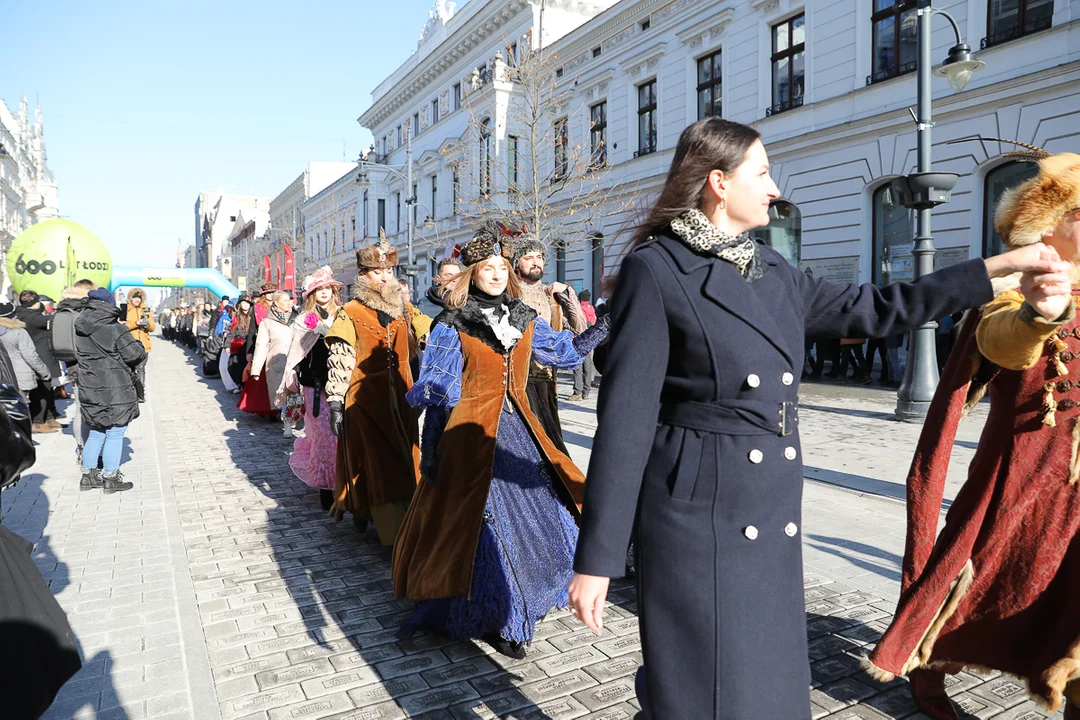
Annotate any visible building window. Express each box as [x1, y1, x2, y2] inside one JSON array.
[[556, 245, 567, 283], [453, 83, 462, 111], [984, 161, 1040, 257], [377, 198, 386, 233], [697, 50, 723, 119], [452, 167, 459, 214], [590, 101, 607, 167], [750, 201, 802, 266], [413, 112, 420, 137], [637, 80, 657, 156], [507, 42, 518, 66], [641, 19, 651, 31], [362, 191, 369, 238], [768, 13, 805, 116], [554, 117, 569, 180], [869, 1, 917, 85], [984, 0, 1054, 48], [478, 63, 490, 84], [592, 46, 602, 58], [395, 192, 401, 233], [431, 174, 438, 219], [431, 98, 440, 124], [556, 67, 564, 78], [872, 184, 915, 286], [507, 135, 519, 191], [479, 118, 492, 195], [382, 135, 388, 155]]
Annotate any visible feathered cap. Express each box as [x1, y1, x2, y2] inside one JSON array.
[[301, 265, 343, 297], [995, 152, 1080, 248], [509, 231, 546, 267], [257, 282, 278, 297], [356, 228, 399, 270], [459, 224, 511, 267]]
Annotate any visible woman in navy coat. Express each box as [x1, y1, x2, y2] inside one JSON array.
[[568, 118, 1071, 719]]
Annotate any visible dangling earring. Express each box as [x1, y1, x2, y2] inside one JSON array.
[[718, 197, 727, 210]]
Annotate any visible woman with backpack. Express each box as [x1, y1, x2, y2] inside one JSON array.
[[76, 289, 146, 493]]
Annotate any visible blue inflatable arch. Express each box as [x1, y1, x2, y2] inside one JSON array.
[[109, 267, 241, 300]]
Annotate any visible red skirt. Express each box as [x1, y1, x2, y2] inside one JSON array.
[[237, 374, 271, 417]]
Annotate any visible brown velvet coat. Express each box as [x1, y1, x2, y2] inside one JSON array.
[[331, 299, 419, 521], [392, 322, 586, 601]]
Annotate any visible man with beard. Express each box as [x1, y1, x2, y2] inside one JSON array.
[[510, 233, 586, 454]]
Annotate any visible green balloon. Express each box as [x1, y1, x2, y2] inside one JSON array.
[[6, 219, 112, 300]]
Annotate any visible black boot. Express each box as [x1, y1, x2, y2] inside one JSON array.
[[319, 489, 334, 511], [79, 468, 103, 491], [352, 514, 369, 533], [481, 632, 526, 660], [102, 470, 134, 494]]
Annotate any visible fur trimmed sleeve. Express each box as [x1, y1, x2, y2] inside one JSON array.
[[976, 289, 1076, 371], [325, 339, 355, 403]]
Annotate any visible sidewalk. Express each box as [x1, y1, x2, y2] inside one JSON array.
[[0, 343, 1060, 719]]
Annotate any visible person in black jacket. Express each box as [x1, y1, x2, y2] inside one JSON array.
[[566, 118, 1072, 720], [15, 291, 62, 431], [75, 289, 145, 493]]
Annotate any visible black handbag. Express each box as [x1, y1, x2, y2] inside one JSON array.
[[0, 384, 34, 492]]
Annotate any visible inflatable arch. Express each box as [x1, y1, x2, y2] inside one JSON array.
[[110, 267, 241, 300]]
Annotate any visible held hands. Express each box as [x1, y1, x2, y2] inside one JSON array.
[[1021, 268, 1073, 321], [568, 572, 610, 634], [329, 401, 344, 438], [986, 242, 1072, 278]]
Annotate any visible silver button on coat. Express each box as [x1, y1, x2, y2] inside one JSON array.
[[749, 449, 764, 464], [782, 372, 794, 386], [744, 525, 759, 540], [746, 373, 761, 388], [784, 447, 797, 460], [784, 522, 798, 537]]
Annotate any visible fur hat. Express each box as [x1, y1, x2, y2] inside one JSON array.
[[509, 232, 546, 267], [459, 227, 510, 267], [994, 153, 1080, 248], [301, 265, 343, 297], [356, 229, 399, 270]]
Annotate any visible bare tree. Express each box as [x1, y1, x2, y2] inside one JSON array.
[[448, 40, 635, 255]]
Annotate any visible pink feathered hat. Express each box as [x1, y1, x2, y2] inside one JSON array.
[[301, 265, 343, 297]]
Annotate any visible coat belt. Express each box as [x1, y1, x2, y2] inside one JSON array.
[[659, 399, 797, 437]]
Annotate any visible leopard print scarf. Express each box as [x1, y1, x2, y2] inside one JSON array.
[[670, 209, 766, 282]]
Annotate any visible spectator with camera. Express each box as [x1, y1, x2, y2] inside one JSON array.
[[124, 289, 155, 402]]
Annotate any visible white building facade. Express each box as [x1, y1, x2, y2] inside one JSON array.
[[0, 95, 59, 296], [342, 0, 1080, 296], [194, 191, 270, 274]]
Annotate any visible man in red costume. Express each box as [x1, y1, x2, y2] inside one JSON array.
[[868, 151, 1080, 719]]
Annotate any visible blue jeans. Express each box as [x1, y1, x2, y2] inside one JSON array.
[[82, 426, 127, 474]]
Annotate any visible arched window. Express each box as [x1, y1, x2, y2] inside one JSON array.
[[590, 232, 604, 295], [479, 118, 492, 195], [752, 200, 801, 265], [872, 184, 914, 286], [984, 161, 1039, 257]]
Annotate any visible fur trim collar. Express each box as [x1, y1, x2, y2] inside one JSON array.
[[352, 276, 404, 318], [0, 317, 25, 330], [435, 295, 537, 353]]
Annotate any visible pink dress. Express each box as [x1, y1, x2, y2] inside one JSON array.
[[289, 386, 337, 490]]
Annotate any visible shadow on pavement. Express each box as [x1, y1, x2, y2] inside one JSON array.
[[805, 534, 903, 583], [170, 337, 618, 718]]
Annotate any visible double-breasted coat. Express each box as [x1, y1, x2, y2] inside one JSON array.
[[574, 232, 995, 719]]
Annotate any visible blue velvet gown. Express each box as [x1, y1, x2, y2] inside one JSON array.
[[401, 317, 591, 644]]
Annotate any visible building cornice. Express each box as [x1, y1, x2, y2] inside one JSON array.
[[358, 0, 531, 131]]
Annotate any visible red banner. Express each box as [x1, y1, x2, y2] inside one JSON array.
[[283, 244, 296, 297], [275, 253, 282, 288], [263, 255, 271, 284]]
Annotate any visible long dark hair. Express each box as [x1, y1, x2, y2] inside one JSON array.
[[629, 118, 761, 251]]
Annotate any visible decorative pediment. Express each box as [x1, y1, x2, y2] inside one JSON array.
[[574, 68, 616, 101], [620, 43, 667, 80], [676, 8, 734, 48], [750, 0, 781, 12]]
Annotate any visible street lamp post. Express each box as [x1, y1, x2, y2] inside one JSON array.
[[894, 0, 985, 422], [355, 130, 422, 300]]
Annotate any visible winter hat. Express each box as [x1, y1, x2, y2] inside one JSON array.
[[302, 265, 343, 297], [88, 288, 117, 306], [460, 227, 509, 267], [0, 302, 15, 318], [18, 290, 39, 307], [995, 152, 1080, 248], [356, 229, 399, 270], [258, 282, 278, 297], [509, 231, 546, 268]]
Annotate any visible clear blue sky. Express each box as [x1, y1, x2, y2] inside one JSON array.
[[3, 0, 459, 268]]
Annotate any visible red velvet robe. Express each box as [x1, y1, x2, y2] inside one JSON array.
[[868, 300, 1080, 712]]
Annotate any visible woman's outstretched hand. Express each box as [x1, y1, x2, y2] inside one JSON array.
[[985, 242, 1072, 278], [568, 572, 610, 634]]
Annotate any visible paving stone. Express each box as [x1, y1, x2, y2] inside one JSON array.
[[571, 678, 636, 712], [220, 684, 306, 720], [582, 653, 642, 684], [449, 689, 534, 719], [255, 658, 334, 691], [266, 691, 353, 720], [420, 655, 499, 687], [469, 663, 549, 695], [374, 649, 450, 680], [346, 673, 429, 706], [397, 683, 480, 715], [951, 691, 1007, 719], [536, 646, 608, 676], [322, 702, 406, 720], [968, 675, 1030, 709], [299, 665, 381, 698]]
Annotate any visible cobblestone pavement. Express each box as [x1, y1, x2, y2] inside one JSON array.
[[0, 340, 1063, 719]]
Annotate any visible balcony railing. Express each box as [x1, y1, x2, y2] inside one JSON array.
[[765, 95, 804, 117], [866, 61, 917, 86], [981, 16, 1053, 49]]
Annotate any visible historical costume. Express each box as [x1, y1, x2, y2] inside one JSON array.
[[237, 285, 275, 417], [510, 233, 587, 454], [283, 267, 342, 508], [868, 151, 1080, 719], [325, 236, 420, 545], [576, 198, 1004, 718], [392, 231, 608, 658]]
